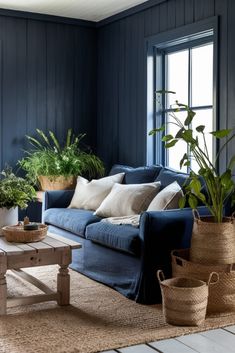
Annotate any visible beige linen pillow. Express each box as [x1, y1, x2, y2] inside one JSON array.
[[94, 181, 161, 218], [68, 173, 125, 211], [147, 181, 183, 211]]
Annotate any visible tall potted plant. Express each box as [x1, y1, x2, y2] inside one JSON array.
[[0, 167, 36, 233], [149, 92, 235, 265], [19, 129, 105, 191]]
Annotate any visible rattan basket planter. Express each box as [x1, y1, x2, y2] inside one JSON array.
[[2, 224, 48, 243], [38, 175, 76, 191], [190, 211, 235, 265], [172, 248, 235, 315], [157, 270, 218, 326]]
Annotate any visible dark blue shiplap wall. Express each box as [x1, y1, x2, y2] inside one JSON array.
[[97, 0, 235, 173], [0, 15, 96, 171]]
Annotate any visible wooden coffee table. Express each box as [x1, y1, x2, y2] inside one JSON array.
[[0, 232, 81, 315]]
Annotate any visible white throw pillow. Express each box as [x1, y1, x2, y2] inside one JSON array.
[[147, 181, 183, 211], [94, 181, 161, 218], [68, 173, 125, 211]]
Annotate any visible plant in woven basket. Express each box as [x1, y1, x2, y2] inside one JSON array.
[[149, 91, 235, 223], [18, 129, 105, 190], [0, 166, 36, 209]]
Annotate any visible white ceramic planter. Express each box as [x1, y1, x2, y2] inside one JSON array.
[[0, 207, 18, 235]]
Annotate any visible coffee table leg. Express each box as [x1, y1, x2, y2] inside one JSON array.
[[57, 264, 70, 305], [0, 273, 7, 315]]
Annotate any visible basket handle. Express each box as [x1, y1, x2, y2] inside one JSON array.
[[171, 250, 186, 267], [156, 270, 165, 283], [230, 211, 235, 223], [207, 272, 219, 286], [192, 209, 200, 221]]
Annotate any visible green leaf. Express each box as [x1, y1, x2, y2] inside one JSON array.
[[175, 101, 188, 109], [175, 127, 184, 138], [66, 128, 72, 147], [162, 134, 173, 142], [184, 110, 196, 126], [220, 170, 232, 186], [180, 153, 188, 169], [165, 139, 178, 148], [179, 196, 186, 208], [197, 192, 206, 203], [148, 125, 165, 136], [190, 178, 202, 195], [155, 90, 176, 95], [49, 131, 60, 151], [182, 129, 193, 143], [210, 129, 233, 138], [188, 194, 198, 209], [196, 125, 205, 133], [26, 136, 43, 148], [228, 155, 235, 171], [36, 129, 51, 147]]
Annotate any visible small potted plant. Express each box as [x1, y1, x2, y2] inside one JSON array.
[[149, 91, 235, 265], [18, 129, 105, 191], [0, 167, 36, 232]]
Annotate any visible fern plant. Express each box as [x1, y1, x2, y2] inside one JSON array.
[[19, 129, 105, 185]]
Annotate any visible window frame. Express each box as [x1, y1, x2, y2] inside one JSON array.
[[145, 17, 218, 169], [160, 38, 214, 171]]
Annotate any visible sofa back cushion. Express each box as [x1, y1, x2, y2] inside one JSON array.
[[147, 181, 183, 211], [155, 167, 190, 189], [68, 173, 124, 211], [109, 164, 162, 184], [95, 181, 161, 218]]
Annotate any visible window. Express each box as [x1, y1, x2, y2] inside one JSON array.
[[146, 18, 218, 172], [161, 41, 214, 172]]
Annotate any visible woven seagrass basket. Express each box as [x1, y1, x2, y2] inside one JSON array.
[[157, 270, 218, 326], [2, 224, 48, 243], [190, 210, 235, 265], [172, 248, 235, 315]]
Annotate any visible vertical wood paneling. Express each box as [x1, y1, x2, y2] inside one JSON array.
[[184, 0, 194, 24], [175, 0, 185, 27], [73, 26, 97, 150], [215, 0, 228, 173], [27, 20, 47, 135], [1, 17, 27, 168], [144, 6, 160, 37], [159, 1, 168, 32], [194, 0, 215, 21], [0, 40, 2, 169], [167, 0, 176, 29], [0, 15, 96, 171], [227, 0, 235, 175], [97, 0, 235, 172]]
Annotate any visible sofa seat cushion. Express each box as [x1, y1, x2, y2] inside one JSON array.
[[85, 222, 141, 256], [43, 208, 101, 237]]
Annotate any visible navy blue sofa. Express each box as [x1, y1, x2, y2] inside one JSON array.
[[43, 164, 212, 304]]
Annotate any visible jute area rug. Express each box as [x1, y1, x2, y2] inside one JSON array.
[[2, 266, 235, 353]]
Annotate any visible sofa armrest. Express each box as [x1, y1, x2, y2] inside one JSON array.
[[43, 190, 74, 211], [135, 206, 210, 303]]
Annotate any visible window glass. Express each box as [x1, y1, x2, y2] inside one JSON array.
[[166, 50, 188, 108], [192, 44, 213, 106], [162, 42, 214, 172]]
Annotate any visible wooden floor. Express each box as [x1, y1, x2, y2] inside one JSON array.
[[100, 326, 235, 353]]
